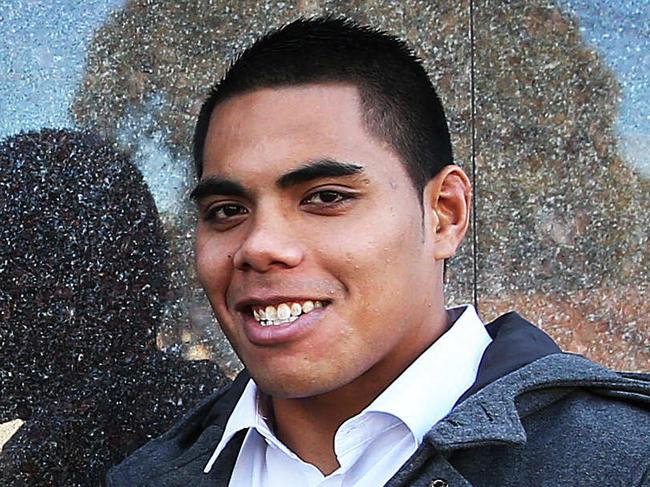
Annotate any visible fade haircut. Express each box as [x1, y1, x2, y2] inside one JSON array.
[[193, 16, 453, 196]]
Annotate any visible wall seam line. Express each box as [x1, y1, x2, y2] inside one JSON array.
[[469, 0, 478, 310]]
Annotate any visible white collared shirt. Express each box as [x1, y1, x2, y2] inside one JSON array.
[[204, 305, 491, 486]]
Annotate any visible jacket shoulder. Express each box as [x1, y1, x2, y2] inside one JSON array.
[[448, 356, 650, 486], [529, 389, 649, 484], [107, 372, 249, 486]]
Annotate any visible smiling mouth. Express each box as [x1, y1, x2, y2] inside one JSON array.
[[250, 300, 325, 327]]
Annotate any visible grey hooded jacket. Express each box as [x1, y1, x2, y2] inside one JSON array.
[[107, 313, 650, 486]]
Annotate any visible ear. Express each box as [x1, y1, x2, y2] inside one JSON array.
[[423, 165, 472, 260]]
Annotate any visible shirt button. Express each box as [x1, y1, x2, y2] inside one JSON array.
[[430, 480, 448, 487]]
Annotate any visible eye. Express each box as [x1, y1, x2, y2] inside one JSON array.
[[303, 190, 345, 205], [203, 202, 248, 226], [301, 188, 357, 212]]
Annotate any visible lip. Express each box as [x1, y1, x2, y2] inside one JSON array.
[[234, 295, 330, 346]]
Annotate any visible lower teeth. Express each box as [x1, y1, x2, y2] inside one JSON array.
[[259, 315, 299, 327]]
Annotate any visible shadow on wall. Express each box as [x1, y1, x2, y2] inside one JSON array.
[[0, 129, 228, 486]]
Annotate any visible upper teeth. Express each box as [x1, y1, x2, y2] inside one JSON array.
[[252, 300, 323, 326]]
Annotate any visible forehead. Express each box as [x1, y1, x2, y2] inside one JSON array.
[[207, 83, 362, 148], [201, 83, 408, 184]]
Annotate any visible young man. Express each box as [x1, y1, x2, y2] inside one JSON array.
[[108, 17, 650, 486]]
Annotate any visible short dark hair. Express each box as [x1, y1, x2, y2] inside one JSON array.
[[193, 16, 453, 194]]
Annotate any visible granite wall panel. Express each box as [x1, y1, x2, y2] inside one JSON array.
[[473, 0, 648, 371]]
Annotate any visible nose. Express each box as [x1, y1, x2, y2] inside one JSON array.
[[232, 212, 304, 272]]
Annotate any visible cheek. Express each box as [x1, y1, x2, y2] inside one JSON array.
[[195, 232, 234, 296], [372, 226, 428, 306], [314, 210, 424, 300]]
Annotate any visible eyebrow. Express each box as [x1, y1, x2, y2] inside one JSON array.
[[189, 159, 364, 202], [189, 178, 249, 202], [277, 159, 364, 188]]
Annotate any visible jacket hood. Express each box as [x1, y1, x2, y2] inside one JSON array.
[[458, 311, 562, 402]]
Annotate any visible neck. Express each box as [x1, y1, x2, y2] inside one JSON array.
[[269, 304, 450, 474], [270, 375, 389, 474]]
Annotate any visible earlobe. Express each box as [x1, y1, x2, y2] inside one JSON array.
[[424, 165, 472, 260]]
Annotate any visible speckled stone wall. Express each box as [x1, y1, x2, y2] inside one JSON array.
[[1, 0, 648, 480], [472, 1, 649, 370]]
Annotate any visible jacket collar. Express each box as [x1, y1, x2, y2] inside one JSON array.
[[201, 369, 251, 431]]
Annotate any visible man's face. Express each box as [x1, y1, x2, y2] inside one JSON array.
[[194, 84, 443, 399]]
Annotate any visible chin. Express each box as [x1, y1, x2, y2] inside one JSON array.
[[250, 368, 342, 400]]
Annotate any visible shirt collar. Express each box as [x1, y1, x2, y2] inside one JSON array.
[[364, 304, 491, 443], [204, 379, 265, 473], [204, 304, 491, 473]]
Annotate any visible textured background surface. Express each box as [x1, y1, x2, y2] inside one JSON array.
[[1, 0, 648, 470]]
